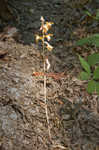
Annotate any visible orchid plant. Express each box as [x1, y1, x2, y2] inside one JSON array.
[[35, 16, 54, 141]]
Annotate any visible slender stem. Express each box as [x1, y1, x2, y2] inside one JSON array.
[[44, 61, 52, 141], [42, 21, 52, 141], [42, 20, 45, 59]]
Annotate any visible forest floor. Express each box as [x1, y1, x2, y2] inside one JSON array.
[[0, 0, 99, 150]]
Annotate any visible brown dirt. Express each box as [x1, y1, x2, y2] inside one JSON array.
[[0, 0, 99, 150]]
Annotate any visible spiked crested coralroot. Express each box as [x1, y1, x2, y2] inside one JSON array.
[[35, 16, 54, 71], [35, 17, 53, 50], [35, 16, 54, 141], [34, 16, 67, 149]]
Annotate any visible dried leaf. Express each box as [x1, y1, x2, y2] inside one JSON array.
[[32, 72, 66, 80]]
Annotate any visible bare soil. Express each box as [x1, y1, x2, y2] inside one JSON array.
[[0, 0, 99, 150]]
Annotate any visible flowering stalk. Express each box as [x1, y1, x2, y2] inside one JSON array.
[[35, 16, 54, 141]]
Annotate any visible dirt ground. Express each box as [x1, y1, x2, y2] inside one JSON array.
[[0, 0, 99, 150]]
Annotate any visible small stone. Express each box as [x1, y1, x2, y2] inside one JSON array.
[[9, 113, 17, 121]]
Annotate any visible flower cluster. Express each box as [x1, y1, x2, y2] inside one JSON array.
[[35, 16, 54, 51], [35, 16, 54, 71]]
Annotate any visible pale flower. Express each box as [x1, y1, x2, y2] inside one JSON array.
[[40, 16, 45, 22], [45, 58, 50, 70], [45, 34, 53, 41], [44, 41, 53, 51]]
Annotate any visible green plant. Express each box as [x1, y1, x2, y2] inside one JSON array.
[[76, 9, 99, 49], [78, 53, 99, 94], [76, 34, 99, 47]]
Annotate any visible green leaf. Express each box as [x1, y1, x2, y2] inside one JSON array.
[[93, 66, 99, 80], [94, 39, 99, 47], [87, 80, 96, 93], [78, 71, 90, 80], [87, 80, 99, 94], [88, 53, 99, 66], [79, 55, 91, 74], [84, 10, 92, 17], [76, 34, 99, 47], [96, 82, 99, 94], [96, 9, 99, 20], [76, 37, 91, 46]]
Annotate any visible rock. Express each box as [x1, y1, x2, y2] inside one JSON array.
[[0, 106, 18, 136]]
